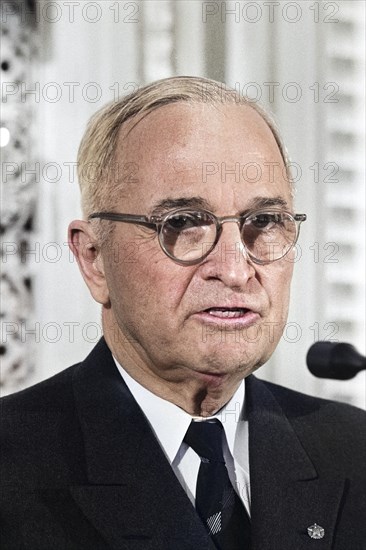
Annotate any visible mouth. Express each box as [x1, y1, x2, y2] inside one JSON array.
[[204, 307, 249, 318], [193, 306, 261, 327]]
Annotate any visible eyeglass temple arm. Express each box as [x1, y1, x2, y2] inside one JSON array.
[[88, 212, 157, 229]]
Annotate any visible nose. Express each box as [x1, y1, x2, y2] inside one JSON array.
[[198, 220, 256, 289]]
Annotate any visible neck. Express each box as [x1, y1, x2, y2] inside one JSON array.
[[102, 312, 242, 416]]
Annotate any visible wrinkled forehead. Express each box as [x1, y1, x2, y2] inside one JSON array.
[[111, 102, 291, 211], [116, 101, 283, 158]]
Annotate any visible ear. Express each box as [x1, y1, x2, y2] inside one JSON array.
[[68, 220, 110, 305]]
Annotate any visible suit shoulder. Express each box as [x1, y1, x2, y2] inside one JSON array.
[[259, 378, 366, 459], [1, 362, 87, 485], [1, 362, 80, 412], [260, 378, 366, 422], [257, 378, 366, 477], [1, 362, 83, 438]]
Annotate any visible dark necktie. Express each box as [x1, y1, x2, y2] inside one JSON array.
[[184, 419, 251, 550]]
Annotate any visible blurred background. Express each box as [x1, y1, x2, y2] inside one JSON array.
[[1, 0, 365, 407]]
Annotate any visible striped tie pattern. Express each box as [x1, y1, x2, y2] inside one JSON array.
[[184, 419, 251, 549]]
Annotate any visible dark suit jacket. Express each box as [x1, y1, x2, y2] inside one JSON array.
[[1, 338, 365, 550]]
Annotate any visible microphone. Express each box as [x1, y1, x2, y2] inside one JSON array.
[[306, 342, 366, 380]]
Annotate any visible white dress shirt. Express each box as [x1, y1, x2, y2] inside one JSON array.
[[114, 358, 251, 516]]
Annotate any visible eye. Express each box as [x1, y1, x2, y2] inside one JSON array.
[[166, 214, 196, 231], [249, 212, 283, 229], [165, 212, 211, 231]]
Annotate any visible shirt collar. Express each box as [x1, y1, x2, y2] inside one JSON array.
[[113, 357, 246, 464]]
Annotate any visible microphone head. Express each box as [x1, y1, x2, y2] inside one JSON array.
[[306, 342, 365, 380]]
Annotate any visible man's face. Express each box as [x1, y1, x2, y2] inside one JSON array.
[[100, 102, 294, 392]]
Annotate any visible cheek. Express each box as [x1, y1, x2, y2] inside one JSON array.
[[262, 260, 294, 315], [147, 262, 195, 316], [107, 248, 192, 319]]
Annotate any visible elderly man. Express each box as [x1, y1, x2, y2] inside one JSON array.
[[1, 76, 365, 550]]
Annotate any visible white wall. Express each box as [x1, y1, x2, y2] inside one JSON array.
[[34, 2, 141, 381]]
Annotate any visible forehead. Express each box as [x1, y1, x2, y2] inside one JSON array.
[[113, 102, 291, 212]]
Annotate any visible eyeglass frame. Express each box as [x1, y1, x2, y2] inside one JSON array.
[[89, 208, 307, 266]]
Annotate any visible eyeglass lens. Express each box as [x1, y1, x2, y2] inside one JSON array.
[[160, 211, 298, 263]]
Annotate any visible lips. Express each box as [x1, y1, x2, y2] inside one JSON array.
[[204, 307, 249, 318], [192, 304, 261, 328]]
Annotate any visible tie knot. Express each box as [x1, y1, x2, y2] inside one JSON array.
[[184, 419, 225, 462]]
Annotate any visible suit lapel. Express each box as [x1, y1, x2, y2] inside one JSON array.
[[70, 339, 215, 550], [70, 340, 346, 549], [246, 375, 345, 550]]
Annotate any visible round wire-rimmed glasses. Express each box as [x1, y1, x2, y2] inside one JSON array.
[[89, 208, 307, 266]]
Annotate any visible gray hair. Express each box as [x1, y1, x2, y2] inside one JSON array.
[[77, 75, 291, 242]]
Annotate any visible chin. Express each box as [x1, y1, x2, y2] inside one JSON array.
[[195, 346, 268, 377]]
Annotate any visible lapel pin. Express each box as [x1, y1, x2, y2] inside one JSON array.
[[307, 523, 325, 539]]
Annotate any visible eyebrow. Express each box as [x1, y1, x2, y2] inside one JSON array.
[[246, 196, 289, 211], [150, 195, 290, 216], [150, 197, 212, 215]]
